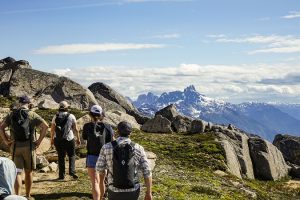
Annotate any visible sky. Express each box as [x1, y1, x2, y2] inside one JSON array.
[[1, 0, 300, 103]]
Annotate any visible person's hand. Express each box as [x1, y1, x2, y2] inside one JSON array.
[[34, 140, 42, 149], [144, 192, 152, 200], [76, 138, 81, 146], [5, 139, 14, 146]]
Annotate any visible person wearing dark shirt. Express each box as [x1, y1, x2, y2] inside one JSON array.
[[82, 105, 114, 200]]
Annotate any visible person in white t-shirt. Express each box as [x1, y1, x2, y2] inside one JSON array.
[[50, 101, 81, 180]]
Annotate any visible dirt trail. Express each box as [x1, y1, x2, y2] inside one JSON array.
[[30, 158, 91, 200]]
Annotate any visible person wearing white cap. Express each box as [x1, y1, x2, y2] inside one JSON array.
[[50, 101, 81, 180], [82, 105, 114, 200]]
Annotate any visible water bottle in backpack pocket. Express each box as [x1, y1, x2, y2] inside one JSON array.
[[111, 141, 138, 189]]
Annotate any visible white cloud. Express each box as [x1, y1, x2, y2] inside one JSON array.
[[247, 85, 294, 94], [33, 43, 165, 55], [282, 11, 300, 19], [213, 35, 300, 54], [48, 63, 300, 103], [152, 33, 180, 39], [206, 34, 226, 38]]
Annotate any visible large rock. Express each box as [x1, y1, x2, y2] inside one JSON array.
[[189, 119, 206, 133], [89, 82, 149, 124], [155, 104, 179, 122], [77, 111, 140, 131], [5, 68, 97, 109], [0, 69, 13, 96], [145, 151, 157, 171], [273, 134, 300, 166], [36, 135, 51, 155], [37, 95, 59, 109], [249, 137, 288, 180], [216, 127, 254, 179], [0, 57, 31, 71], [172, 115, 192, 133], [104, 110, 140, 129], [141, 115, 172, 133]]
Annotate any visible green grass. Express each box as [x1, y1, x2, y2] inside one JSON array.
[[0, 96, 17, 108]]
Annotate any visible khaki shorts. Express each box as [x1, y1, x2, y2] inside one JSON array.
[[13, 145, 36, 170]]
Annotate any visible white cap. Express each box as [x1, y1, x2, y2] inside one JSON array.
[[90, 105, 103, 115], [59, 101, 70, 109]]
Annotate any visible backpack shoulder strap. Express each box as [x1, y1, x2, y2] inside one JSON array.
[[111, 140, 118, 148]]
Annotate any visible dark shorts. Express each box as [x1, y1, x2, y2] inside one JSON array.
[[108, 188, 140, 200], [86, 155, 99, 168]]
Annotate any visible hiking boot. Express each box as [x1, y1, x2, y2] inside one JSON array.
[[70, 174, 78, 179], [58, 176, 65, 180]]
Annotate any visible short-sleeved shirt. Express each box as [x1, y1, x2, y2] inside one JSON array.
[[4, 108, 46, 147], [0, 157, 17, 196], [82, 122, 114, 156], [96, 137, 152, 193], [51, 112, 76, 141]]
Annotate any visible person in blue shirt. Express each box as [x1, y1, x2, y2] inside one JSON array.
[[0, 157, 27, 200]]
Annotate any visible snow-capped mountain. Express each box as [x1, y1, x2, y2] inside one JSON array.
[[133, 85, 300, 140]]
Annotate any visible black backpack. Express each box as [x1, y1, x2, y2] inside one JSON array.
[[11, 109, 31, 141], [111, 141, 137, 189], [55, 113, 70, 140], [94, 122, 107, 145]]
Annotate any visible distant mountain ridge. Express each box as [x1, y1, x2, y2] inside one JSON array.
[[133, 85, 300, 140]]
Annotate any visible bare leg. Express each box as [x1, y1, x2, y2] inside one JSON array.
[[24, 169, 33, 197], [14, 172, 22, 195], [88, 168, 100, 200]]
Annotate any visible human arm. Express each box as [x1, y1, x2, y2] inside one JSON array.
[[50, 123, 55, 146], [99, 172, 106, 200], [82, 124, 88, 140], [139, 146, 153, 200], [35, 121, 48, 149], [144, 176, 152, 200], [0, 121, 13, 146], [72, 116, 81, 146], [96, 146, 108, 200]]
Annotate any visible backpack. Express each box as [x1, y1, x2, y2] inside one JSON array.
[[55, 113, 70, 140], [11, 109, 31, 141], [111, 141, 137, 189], [93, 122, 107, 146]]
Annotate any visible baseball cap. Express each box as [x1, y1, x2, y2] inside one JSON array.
[[59, 101, 70, 109], [19, 95, 31, 104], [117, 121, 132, 136], [90, 105, 103, 115]]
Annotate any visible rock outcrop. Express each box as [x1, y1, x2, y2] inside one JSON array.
[[0, 58, 98, 109], [249, 137, 288, 180], [89, 82, 149, 124], [273, 134, 300, 166], [172, 115, 192, 133], [77, 110, 140, 133], [214, 125, 254, 179], [152, 104, 193, 133], [141, 115, 172, 133], [155, 104, 179, 122]]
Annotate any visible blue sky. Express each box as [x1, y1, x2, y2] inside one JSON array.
[[1, 0, 300, 103]]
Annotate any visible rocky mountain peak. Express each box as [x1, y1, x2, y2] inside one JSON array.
[[184, 85, 196, 93]]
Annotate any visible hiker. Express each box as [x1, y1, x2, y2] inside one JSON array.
[[82, 105, 114, 200], [0, 96, 48, 199], [0, 157, 27, 200], [50, 101, 81, 180], [96, 121, 153, 200]]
